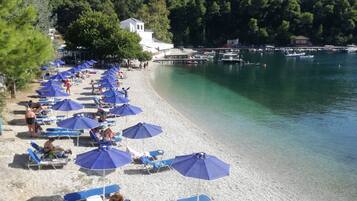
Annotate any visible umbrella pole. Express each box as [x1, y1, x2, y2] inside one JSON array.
[[103, 169, 106, 199]]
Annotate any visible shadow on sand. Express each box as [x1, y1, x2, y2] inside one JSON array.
[[80, 92, 94, 96], [13, 110, 26, 115], [8, 153, 29, 169], [26, 195, 63, 201], [123, 168, 148, 175], [8, 119, 26, 126], [79, 168, 115, 176], [77, 97, 93, 101], [16, 131, 37, 140]]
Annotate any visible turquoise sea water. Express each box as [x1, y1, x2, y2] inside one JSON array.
[[150, 52, 357, 200]]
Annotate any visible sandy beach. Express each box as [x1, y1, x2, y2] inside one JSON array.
[[0, 64, 302, 201]]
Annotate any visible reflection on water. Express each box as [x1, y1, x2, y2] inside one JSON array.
[[183, 53, 357, 116], [150, 52, 357, 200]]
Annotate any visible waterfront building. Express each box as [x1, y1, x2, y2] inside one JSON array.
[[120, 18, 173, 53], [290, 35, 311, 46]]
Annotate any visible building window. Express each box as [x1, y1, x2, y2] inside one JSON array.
[[137, 25, 140, 30]]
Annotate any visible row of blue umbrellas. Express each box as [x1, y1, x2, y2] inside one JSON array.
[[44, 63, 230, 200]]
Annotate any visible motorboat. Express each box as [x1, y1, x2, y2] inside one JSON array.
[[220, 52, 243, 63], [285, 52, 306, 57], [346, 45, 357, 53], [300, 55, 314, 58]]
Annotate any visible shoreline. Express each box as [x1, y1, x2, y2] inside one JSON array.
[[0, 64, 341, 200], [147, 62, 357, 201]]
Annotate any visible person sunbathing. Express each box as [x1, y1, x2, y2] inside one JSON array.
[[101, 127, 115, 141], [109, 192, 124, 201], [43, 138, 72, 159]]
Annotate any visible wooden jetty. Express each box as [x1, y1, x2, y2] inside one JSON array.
[[153, 58, 208, 64]]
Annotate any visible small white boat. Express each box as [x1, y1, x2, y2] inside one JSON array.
[[285, 52, 306, 57], [220, 52, 243, 63], [300, 55, 314, 59], [346, 45, 357, 53]]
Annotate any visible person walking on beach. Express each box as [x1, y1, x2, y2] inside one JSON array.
[[91, 80, 95, 94], [122, 87, 130, 98], [65, 79, 71, 94], [25, 107, 36, 137]]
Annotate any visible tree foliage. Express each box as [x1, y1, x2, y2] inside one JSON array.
[[51, 0, 356, 46], [136, 0, 172, 42], [0, 0, 54, 97], [64, 11, 142, 61], [168, 0, 357, 46]]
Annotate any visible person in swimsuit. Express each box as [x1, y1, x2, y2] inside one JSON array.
[[65, 80, 71, 94], [43, 138, 72, 159], [25, 107, 36, 137], [109, 192, 124, 201]]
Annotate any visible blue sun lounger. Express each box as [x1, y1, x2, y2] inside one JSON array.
[[140, 156, 173, 174], [30, 141, 44, 154], [36, 115, 66, 125], [63, 184, 120, 201], [89, 130, 122, 146], [42, 128, 82, 145], [177, 194, 211, 201], [27, 148, 68, 169]]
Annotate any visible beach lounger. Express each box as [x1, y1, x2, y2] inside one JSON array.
[[93, 97, 112, 108], [27, 148, 68, 169], [140, 156, 173, 174], [30, 141, 45, 154], [63, 184, 120, 201], [42, 129, 82, 145], [99, 120, 116, 127], [126, 146, 164, 161], [36, 115, 66, 125], [89, 130, 122, 147], [177, 194, 211, 201]]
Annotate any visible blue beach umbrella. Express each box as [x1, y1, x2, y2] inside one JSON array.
[[109, 104, 142, 117], [100, 77, 117, 84], [172, 152, 230, 201], [122, 122, 162, 139], [37, 85, 63, 93], [102, 93, 128, 104], [52, 99, 84, 111], [39, 88, 69, 97], [75, 146, 132, 196], [57, 115, 100, 130], [40, 90, 69, 97], [102, 89, 123, 97], [50, 73, 68, 80], [41, 80, 62, 87], [101, 82, 118, 89], [75, 146, 132, 170], [172, 152, 230, 180]]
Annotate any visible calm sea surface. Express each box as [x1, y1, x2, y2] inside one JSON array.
[[150, 52, 357, 200]]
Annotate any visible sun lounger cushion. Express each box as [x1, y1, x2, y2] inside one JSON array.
[[27, 148, 68, 168], [177, 194, 211, 201], [63, 184, 120, 201], [44, 131, 81, 137]]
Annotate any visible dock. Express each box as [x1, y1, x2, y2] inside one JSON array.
[[153, 58, 208, 64]]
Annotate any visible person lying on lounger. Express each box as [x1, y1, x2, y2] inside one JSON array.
[[109, 192, 125, 201], [43, 138, 72, 159]]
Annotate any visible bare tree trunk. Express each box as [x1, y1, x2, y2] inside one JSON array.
[[10, 80, 16, 98]]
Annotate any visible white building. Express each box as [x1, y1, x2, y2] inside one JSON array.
[[120, 18, 173, 53]]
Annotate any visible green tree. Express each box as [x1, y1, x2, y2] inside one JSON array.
[[136, 0, 172, 42], [0, 0, 54, 97], [64, 11, 142, 61]]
